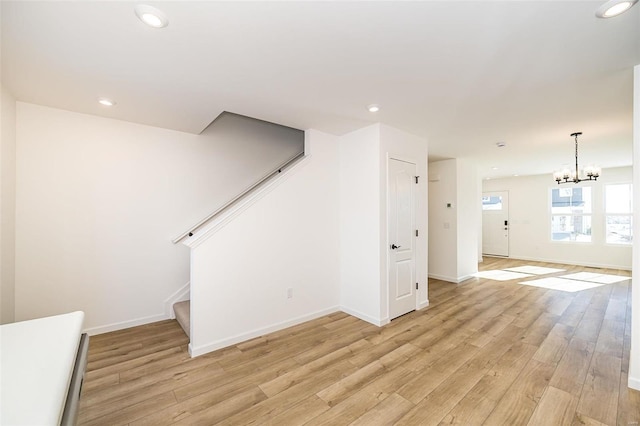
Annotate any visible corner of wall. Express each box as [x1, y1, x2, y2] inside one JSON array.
[[629, 63, 640, 390], [0, 84, 17, 324], [629, 364, 640, 391], [339, 306, 387, 327], [338, 125, 382, 322], [455, 159, 479, 278]]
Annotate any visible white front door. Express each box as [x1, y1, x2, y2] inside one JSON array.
[[388, 158, 417, 320], [482, 191, 509, 257]]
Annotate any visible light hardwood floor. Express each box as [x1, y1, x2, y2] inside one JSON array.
[[78, 258, 640, 425]]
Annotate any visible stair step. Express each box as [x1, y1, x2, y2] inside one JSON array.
[[173, 300, 190, 338]]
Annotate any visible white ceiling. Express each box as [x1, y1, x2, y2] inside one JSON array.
[[2, 1, 639, 179]]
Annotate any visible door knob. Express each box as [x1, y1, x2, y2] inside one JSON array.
[[391, 244, 401, 249]]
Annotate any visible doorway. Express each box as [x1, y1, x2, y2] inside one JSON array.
[[482, 191, 509, 257], [388, 158, 417, 320]]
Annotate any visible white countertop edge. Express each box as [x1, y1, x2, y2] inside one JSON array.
[[1, 311, 85, 425]]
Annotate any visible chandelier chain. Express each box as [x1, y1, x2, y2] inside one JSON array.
[[574, 132, 579, 180]]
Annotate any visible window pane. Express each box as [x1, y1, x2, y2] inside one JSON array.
[[551, 215, 592, 242], [482, 196, 502, 211], [551, 187, 592, 214], [605, 184, 632, 214], [606, 215, 633, 244]]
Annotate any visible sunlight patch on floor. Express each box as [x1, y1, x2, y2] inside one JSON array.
[[504, 266, 565, 275], [518, 277, 604, 293], [559, 272, 630, 284], [473, 270, 532, 281], [476, 265, 629, 293]]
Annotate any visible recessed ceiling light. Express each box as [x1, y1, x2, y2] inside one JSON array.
[[134, 4, 169, 28], [496, 142, 506, 148], [491, 166, 498, 170], [98, 98, 116, 107], [596, 0, 638, 18], [367, 104, 380, 113]]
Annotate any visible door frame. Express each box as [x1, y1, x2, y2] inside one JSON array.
[[386, 155, 420, 321], [482, 190, 510, 257]]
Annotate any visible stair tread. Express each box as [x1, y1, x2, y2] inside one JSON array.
[[173, 300, 190, 339], [174, 300, 190, 310]]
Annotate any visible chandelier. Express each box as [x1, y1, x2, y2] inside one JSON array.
[[553, 132, 601, 184]]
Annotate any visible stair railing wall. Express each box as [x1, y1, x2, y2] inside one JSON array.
[[172, 111, 305, 244]]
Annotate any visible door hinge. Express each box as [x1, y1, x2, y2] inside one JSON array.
[[416, 283, 419, 290], [415, 229, 419, 237], [415, 176, 420, 184]]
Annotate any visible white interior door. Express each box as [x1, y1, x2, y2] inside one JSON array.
[[482, 191, 509, 257], [388, 158, 417, 320]]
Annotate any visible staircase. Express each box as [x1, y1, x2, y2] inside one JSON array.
[[173, 301, 190, 338], [171, 111, 306, 356]]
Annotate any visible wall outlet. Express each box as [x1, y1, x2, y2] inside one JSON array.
[[287, 288, 293, 299]]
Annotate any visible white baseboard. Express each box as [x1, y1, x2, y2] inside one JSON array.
[[189, 306, 339, 357], [503, 255, 632, 271], [340, 306, 386, 327], [83, 313, 168, 336], [629, 376, 640, 391], [428, 273, 457, 283], [417, 299, 430, 310], [164, 282, 190, 319], [428, 273, 472, 284]]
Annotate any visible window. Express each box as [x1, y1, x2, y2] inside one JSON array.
[[551, 187, 592, 242], [482, 195, 503, 211], [605, 183, 632, 244]]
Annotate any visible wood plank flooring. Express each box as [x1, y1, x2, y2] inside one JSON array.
[[78, 258, 640, 425]]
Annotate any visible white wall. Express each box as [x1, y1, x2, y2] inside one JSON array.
[[483, 167, 632, 270], [187, 129, 341, 356], [630, 64, 639, 390], [1, 84, 16, 324], [339, 125, 382, 324], [428, 160, 458, 282], [455, 158, 479, 279], [428, 158, 479, 283], [15, 103, 306, 332]]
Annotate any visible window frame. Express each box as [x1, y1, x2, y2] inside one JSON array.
[[549, 185, 593, 244], [604, 182, 633, 246]]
